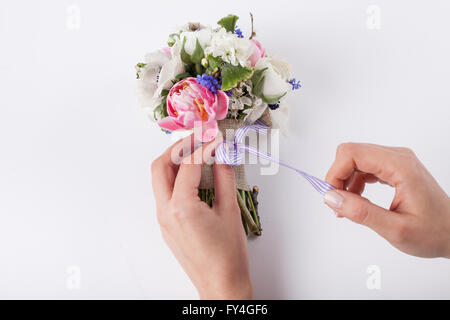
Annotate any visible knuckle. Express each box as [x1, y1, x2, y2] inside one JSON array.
[[156, 209, 169, 229], [170, 203, 183, 220], [398, 147, 418, 160], [398, 148, 418, 163], [337, 142, 357, 156], [170, 202, 193, 223], [352, 200, 370, 225], [399, 147, 415, 156], [156, 202, 187, 229]]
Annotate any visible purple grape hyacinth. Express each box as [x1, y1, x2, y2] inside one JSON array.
[[196, 74, 222, 94]]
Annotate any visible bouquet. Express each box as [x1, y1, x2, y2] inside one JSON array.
[[136, 14, 300, 237]]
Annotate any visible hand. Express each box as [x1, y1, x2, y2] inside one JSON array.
[[325, 143, 450, 258], [151, 134, 253, 299]]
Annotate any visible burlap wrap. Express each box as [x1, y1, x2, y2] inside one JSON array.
[[198, 111, 272, 191], [199, 119, 250, 191]]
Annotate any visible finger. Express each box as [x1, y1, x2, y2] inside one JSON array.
[[173, 134, 223, 199], [151, 134, 198, 204], [213, 164, 237, 210], [326, 143, 406, 189], [324, 189, 402, 240], [347, 172, 379, 195]]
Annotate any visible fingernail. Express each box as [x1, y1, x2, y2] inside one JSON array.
[[324, 190, 344, 210]]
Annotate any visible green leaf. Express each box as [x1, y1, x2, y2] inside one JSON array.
[[251, 67, 267, 97], [160, 89, 170, 97], [206, 54, 225, 74], [191, 39, 205, 64], [135, 63, 147, 79], [154, 97, 168, 121], [194, 62, 203, 76], [168, 33, 179, 47], [174, 72, 192, 82], [180, 37, 192, 64], [221, 63, 254, 91], [217, 14, 239, 32], [262, 92, 287, 104]]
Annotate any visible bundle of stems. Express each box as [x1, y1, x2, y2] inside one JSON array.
[[198, 186, 262, 237]]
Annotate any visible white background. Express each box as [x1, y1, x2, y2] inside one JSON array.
[[0, 0, 449, 299]]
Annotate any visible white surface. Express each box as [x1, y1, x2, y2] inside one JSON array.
[[0, 0, 449, 299]]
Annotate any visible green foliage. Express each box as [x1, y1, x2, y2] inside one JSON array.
[[135, 63, 147, 79], [218, 14, 239, 32], [205, 55, 225, 74], [191, 39, 205, 64], [221, 63, 254, 91], [180, 37, 192, 64], [251, 67, 287, 103], [174, 72, 192, 82], [153, 97, 168, 121], [168, 33, 179, 47], [180, 38, 205, 76], [251, 67, 267, 97]]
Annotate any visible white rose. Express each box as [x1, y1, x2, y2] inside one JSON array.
[[137, 49, 184, 120], [204, 28, 253, 67], [254, 56, 291, 101]]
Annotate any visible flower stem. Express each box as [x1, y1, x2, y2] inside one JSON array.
[[241, 213, 249, 236], [246, 190, 260, 231], [236, 190, 260, 236], [197, 188, 262, 237]]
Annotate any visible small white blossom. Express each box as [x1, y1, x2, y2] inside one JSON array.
[[204, 28, 253, 67]]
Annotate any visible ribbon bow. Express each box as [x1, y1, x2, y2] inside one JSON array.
[[215, 120, 336, 196]]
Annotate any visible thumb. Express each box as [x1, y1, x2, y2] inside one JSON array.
[[324, 190, 399, 237]]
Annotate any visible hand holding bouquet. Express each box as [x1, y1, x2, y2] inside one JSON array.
[[136, 14, 301, 237]]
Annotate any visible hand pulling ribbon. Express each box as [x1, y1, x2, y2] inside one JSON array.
[[215, 120, 336, 196]]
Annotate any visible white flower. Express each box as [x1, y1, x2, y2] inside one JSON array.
[[137, 49, 184, 120], [178, 27, 213, 55], [243, 100, 290, 135], [254, 56, 291, 100], [269, 101, 290, 134], [230, 95, 252, 111], [204, 28, 254, 67]]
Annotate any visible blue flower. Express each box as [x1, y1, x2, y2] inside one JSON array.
[[288, 78, 302, 90], [234, 26, 244, 38], [225, 90, 233, 97], [196, 74, 222, 94]]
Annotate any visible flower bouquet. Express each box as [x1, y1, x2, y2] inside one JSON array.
[[136, 14, 300, 237]]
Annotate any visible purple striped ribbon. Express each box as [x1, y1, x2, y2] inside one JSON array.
[[215, 120, 336, 196]]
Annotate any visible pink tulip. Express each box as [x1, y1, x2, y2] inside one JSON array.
[[248, 40, 266, 67], [158, 77, 229, 142]]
